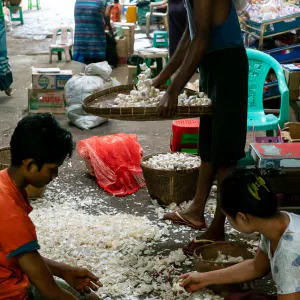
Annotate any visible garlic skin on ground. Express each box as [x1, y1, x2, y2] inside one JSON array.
[[144, 153, 201, 171], [108, 65, 212, 108]]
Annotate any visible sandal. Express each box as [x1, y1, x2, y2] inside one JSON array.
[[163, 211, 207, 230]]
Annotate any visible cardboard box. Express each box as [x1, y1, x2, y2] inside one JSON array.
[[32, 68, 72, 90], [127, 65, 137, 84], [28, 89, 66, 114], [116, 36, 128, 65], [282, 122, 300, 142], [114, 22, 135, 55], [283, 64, 300, 101]]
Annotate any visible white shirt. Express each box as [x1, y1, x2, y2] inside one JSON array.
[[259, 212, 300, 295]]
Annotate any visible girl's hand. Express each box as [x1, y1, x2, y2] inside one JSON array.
[[178, 272, 209, 293]]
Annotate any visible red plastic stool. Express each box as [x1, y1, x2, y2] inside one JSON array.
[[170, 119, 200, 153]]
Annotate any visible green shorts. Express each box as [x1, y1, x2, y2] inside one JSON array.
[[28, 278, 90, 300]]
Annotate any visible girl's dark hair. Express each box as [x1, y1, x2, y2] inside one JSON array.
[[220, 171, 278, 219], [10, 113, 75, 168]]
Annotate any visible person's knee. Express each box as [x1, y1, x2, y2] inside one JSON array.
[[89, 292, 100, 300]]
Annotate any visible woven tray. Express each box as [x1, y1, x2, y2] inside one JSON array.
[[82, 84, 212, 121]]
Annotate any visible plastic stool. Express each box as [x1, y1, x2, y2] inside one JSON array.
[[135, 49, 169, 78], [9, 6, 24, 25], [28, 0, 41, 10], [153, 31, 168, 48], [171, 119, 200, 153]]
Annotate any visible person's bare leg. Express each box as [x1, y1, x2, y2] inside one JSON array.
[[164, 161, 216, 228], [195, 165, 235, 240]]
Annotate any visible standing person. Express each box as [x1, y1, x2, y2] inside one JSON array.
[[153, 0, 249, 252], [168, 0, 187, 57], [0, 114, 101, 299], [73, 0, 109, 65], [0, 0, 13, 96], [110, 0, 122, 23], [178, 172, 300, 300]]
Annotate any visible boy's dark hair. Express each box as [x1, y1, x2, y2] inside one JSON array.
[[114, 0, 119, 3], [220, 171, 278, 219], [10, 113, 75, 168]]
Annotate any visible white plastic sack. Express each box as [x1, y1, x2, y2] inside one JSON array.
[[84, 61, 112, 80], [67, 105, 108, 130], [4, 15, 12, 33], [65, 74, 105, 106]]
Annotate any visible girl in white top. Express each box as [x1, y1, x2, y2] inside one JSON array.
[[179, 171, 300, 300]]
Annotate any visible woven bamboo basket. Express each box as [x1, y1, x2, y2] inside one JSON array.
[[0, 147, 46, 200], [194, 242, 254, 295], [194, 241, 254, 272], [140, 153, 200, 206], [82, 84, 212, 121]]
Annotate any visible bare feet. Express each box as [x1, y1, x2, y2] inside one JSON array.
[[163, 211, 207, 230]]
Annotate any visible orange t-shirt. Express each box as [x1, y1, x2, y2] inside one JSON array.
[[0, 170, 39, 300], [110, 3, 121, 23]]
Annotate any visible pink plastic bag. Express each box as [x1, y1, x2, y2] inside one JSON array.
[[77, 133, 145, 196]]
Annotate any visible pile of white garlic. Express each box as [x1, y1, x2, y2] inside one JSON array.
[[214, 251, 244, 264], [111, 63, 211, 108], [31, 196, 222, 300], [143, 153, 201, 171]]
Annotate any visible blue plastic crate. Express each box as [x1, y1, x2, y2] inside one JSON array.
[[263, 81, 280, 99], [246, 11, 300, 37], [265, 43, 300, 63]]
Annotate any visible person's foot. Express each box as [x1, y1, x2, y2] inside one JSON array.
[[163, 210, 207, 230], [4, 87, 13, 96]]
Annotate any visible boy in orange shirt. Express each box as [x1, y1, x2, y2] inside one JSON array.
[[0, 113, 101, 299]]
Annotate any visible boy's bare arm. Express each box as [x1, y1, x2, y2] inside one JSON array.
[[17, 251, 77, 300], [167, 0, 213, 94], [153, 24, 191, 86]]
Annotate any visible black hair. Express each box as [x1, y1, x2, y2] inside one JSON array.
[[220, 171, 278, 219], [10, 113, 75, 168], [114, 0, 119, 3]]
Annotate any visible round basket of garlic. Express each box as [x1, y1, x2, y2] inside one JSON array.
[[194, 241, 254, 295], [140, 152, 201, 206]]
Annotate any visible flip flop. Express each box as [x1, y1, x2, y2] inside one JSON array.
[[183, 239, 215, 255], [163, 211, 207, 230]]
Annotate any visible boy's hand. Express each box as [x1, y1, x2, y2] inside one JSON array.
[[152, 76, 167, 88], [62, 266, 102, 295], [178, 272, 208, 293]]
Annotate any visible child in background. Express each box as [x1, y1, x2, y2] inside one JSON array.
[[110, 0, 122, 22], [0, 114, 101, 299], [179, 171, 300, 299]]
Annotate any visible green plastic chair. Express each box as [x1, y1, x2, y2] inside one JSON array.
[[246, 49, 289, 131], [9, 6, 24, 25], [28, 0, 41, 10]]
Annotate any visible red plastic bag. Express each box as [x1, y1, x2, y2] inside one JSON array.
[[77, 133, 145, 196]]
